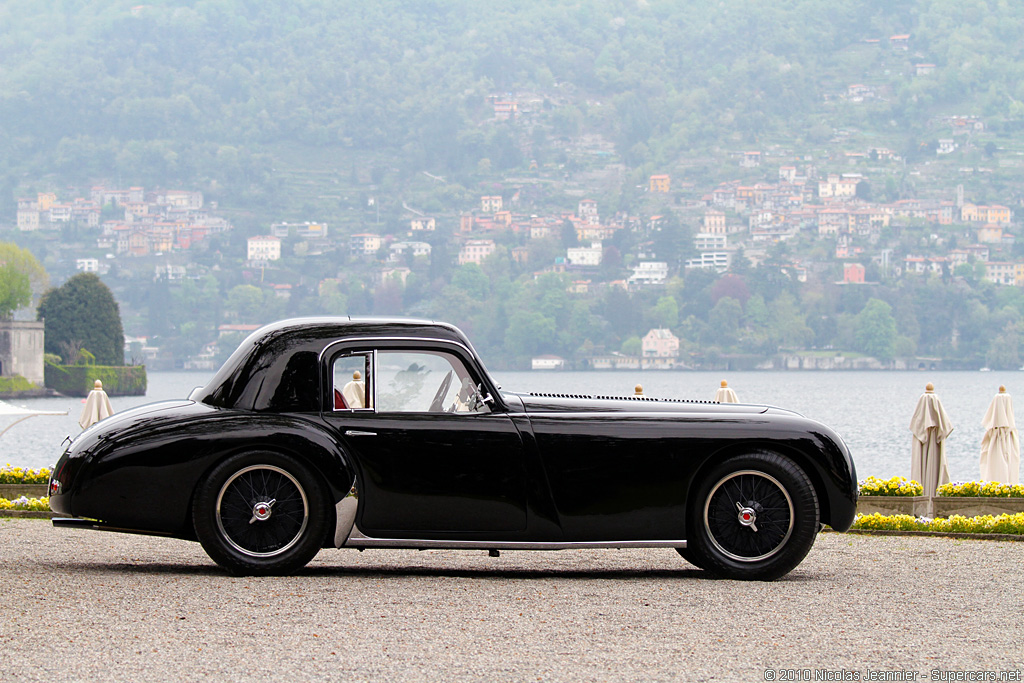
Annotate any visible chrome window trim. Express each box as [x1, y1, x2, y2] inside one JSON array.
[[322, 336, 498, 414], [330, 350, 374, 413], [319, 335, 476, 365]]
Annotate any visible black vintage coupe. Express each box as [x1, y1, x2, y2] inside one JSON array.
[[50, 318, 857, 580]]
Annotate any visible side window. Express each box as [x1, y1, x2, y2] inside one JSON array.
[[376, 350, 490, 414], [332, 354, 371, 411]]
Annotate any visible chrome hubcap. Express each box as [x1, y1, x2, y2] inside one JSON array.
[[250, 499, 276, 524], [704, 469, 794, 563], [735, 502, 759, 532]]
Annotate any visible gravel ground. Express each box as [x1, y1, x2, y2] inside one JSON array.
[[2, 519, 1022, 682]]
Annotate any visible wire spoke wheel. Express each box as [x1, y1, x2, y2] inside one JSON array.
[[216, 465, 309, 557], [685, 451, 818, 580], [704, 469, 794, 562], [195, 452, 328, 575]]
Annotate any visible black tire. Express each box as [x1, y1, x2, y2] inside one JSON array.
[[685, 451, 819, 581], [193, 451, 329, 576]]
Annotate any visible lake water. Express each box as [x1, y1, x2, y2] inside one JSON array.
[[2, 370, 1021, 484]]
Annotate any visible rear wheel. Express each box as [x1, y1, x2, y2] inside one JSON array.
[[686, 451, 819, 581], [193, 451, 329, 576]]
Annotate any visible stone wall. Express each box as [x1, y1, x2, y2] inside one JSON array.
[[0, 321, 45, 385]]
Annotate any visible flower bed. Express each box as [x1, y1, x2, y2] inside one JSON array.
[[937, 481, 1024, 497], [0, 464, 51, 485], [0, 496, 50, 512], [859, 476, 923, 497], [853, 512, 1024, 535], [857, 477, 929, 515]]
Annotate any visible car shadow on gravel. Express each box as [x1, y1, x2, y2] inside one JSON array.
[[301, 565, 715, 581], [38, 560, 824, 583], [298, 566, 824, 582], [41, 560, 226, 576]]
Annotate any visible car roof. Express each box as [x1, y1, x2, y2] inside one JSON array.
[[195, 317, 477, 411]]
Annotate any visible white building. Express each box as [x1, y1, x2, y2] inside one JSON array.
[[247, 235, 281, 261], [271, 222, 328, 239], [685, 252, 730, 272], [350, 233, 383, 257], [642, 329, 680, 358], [628, 261, 669, 286], [694, 233, 728, 251], [389, 241, 432, 262], [458, 239, 496, 265], [531, 355, 566, 370], [566, 242, 603, 267], [578, 199, 599, 225], [154, 264, 187, 281], [75, 258, 100, 273]]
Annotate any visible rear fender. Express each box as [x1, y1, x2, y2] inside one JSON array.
[[71, 413, 353, 538]]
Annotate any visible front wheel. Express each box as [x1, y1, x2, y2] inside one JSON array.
[[193, 451, 329, 576], [686, 451, 819, 581]]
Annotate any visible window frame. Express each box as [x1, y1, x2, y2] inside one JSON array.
[[323, 337, 499, 416]]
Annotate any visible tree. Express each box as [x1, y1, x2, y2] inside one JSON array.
[[37, 273, 125, 365], [854, 298, 898, 362], [621, 336, 642, 356], [0, 243, 47, 319], [0, 266, 31, 321], [649, 295, 679, 329]]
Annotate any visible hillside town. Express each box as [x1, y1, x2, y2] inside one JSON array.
[[8, 145, 1019, 370]]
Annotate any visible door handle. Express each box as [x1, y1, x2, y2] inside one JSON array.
[[344, 430, 377, 437]]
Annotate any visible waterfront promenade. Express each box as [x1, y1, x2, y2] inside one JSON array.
[[2, 519, 1021, 681]]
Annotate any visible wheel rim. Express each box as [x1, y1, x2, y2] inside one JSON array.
[[215, 465, 309, 558], [703, 469, 794, 563]]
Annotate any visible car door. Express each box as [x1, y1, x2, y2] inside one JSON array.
[[322, 344, 528, 536]]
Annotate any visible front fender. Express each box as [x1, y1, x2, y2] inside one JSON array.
[[60, 402, 353, 537]]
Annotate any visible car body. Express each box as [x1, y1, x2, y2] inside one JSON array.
[[50, 317, 857, 580]]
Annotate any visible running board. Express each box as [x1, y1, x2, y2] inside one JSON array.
[[344, 527, 686, 550]]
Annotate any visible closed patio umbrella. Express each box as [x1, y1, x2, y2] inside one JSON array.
[[714, 380, 739, 403], [78, 379, 114, 430], [979, 385, 1020, 485], [910, 382, 953, 499]]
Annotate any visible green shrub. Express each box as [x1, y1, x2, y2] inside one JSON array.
[[0, 375, 37, 393], [44, 364, 147, 397]]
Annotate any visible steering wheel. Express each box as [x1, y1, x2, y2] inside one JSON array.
[[428, 370, 454, 412]]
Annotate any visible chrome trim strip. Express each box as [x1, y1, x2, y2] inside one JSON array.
[[343, 526, 686, 550], [333, 486, 359, 548], [319, 335, 476, 366], [344, 430, 376, 437]]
